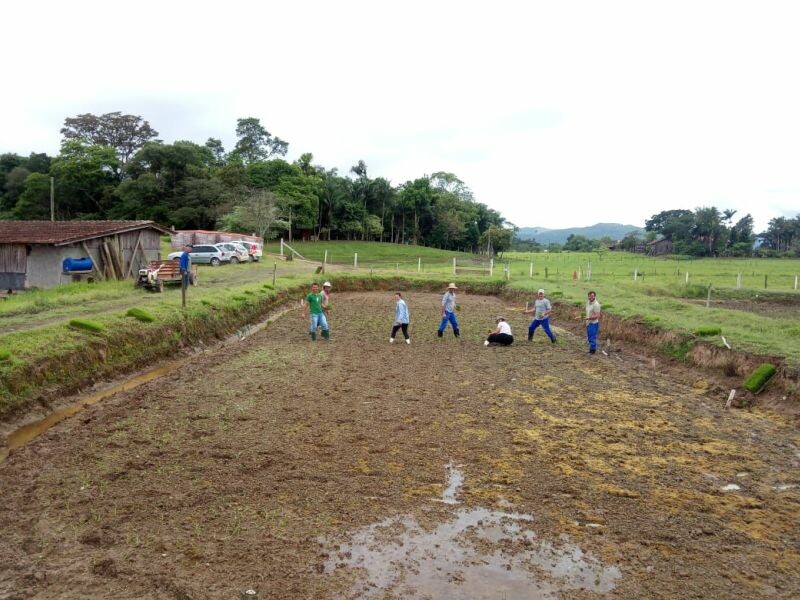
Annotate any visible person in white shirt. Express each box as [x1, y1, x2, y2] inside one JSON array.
[[585, 290, 602, 354], [484, 316, 514, 346]]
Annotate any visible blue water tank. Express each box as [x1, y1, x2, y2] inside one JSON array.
[[63, 257, 94, 272]]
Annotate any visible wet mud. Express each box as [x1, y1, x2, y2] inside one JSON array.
[[1, 292, 798, 598]]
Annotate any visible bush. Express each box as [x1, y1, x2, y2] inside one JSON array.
[[126, 308, 155, 323], [0, 349, 10, 361], [659, 338, 693, 361], [694, 326, 721, 336], [743, 363, 777, 393], [68, 318, 105, 333]]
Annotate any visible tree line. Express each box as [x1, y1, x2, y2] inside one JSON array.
[[0, 112, 506, 252], [644, 208, 800, 257]]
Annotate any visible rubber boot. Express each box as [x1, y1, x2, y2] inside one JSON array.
[[437, 331, 443, 338], [310, 331, 317, 341], [453, 328, 460, 338], [322, 329, 330, 340]]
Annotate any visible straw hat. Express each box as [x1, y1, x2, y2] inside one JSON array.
[[447, 283, 458, 290]]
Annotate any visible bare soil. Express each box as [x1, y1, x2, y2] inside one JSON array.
[[1, 292, 799, 599]]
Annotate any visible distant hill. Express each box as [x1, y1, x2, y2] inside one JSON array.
[[517, 223, 643, 245]]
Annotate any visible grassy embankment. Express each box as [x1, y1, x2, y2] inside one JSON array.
[[1, 243, 798, 420]]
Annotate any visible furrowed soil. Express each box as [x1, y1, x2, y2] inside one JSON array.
[[1, 292, 799, 599]]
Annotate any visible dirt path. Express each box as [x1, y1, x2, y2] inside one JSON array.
[[1, 292, 798, 598]]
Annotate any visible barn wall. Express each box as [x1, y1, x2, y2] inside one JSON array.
[[26, 246, 83, 288]]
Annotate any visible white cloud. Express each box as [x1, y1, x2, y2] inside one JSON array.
[[2, 0, 799, 231]]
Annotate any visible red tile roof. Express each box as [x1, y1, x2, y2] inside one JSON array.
[[0, 220, 172, 245]]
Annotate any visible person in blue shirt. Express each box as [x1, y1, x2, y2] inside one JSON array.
[[390, 292, 411, 344], [179, 244, 192, 272], [437, 283, 460, 338]]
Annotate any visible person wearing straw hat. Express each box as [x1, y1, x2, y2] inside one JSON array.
[[484, 316, 513, 346], [523, 288, 556, 344], [437, 283, 460, 338]]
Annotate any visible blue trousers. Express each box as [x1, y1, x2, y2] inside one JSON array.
[[528, 318, 556, 341], [438, 311, 459, 333], [587, 322, 599, 351], [309, 312, 329, 333]]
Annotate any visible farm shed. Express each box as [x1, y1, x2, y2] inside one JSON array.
[[0, 220, 171, 290], [647, 238, 674, 256], [170, 229, 263, 249]]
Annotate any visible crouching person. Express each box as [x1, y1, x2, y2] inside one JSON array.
[[484, 316, 513, 346]]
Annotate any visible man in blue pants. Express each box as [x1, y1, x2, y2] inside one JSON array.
[[524, 289, 556, 343], [585, 290, 601, 354], [437, 283, 460, 338]]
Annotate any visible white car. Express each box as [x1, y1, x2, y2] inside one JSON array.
[[167, 244, 231, 265], [228, 240, 263, 262], [216, 242, 250, 264]]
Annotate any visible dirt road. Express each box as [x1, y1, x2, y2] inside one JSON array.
[[1, 292, 798, 598]]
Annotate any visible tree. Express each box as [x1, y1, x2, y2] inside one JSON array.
[[205, 138, 226, 166], [60, 112, 159, 166], [13, 173, 51, 219], [231, 117, 288, 163], [645, 209, 695, 242], [479, 225, 513, 257], [220, 189, 281, 239], [692, 206, 724, 256], [50, 141, 120, 218]]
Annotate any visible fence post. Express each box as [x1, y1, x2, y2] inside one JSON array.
[[280, 238, 284, 257], [685, 271, 689, 285], [453, 257, 456, 275], [324, 249, 327, 265], [795, 275, 798, 290], [706, 285, 712, 308], [506, 264, 510, 280], [736, 273, 741, 289], [634, 268, 638, 281], [764, 274, 767, 289], [354, 253, 358, 268], [544, 266, 548, 279], [489, 258, 494, 277], [529, 262, 533, 278], [418, 257, 421, 273], [272, 262, 277, 286], [587, 261, 592, 282]]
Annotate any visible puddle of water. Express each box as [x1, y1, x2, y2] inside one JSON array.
[[440, 461, 464, 504], [773, 484, 798, 492], [3, 361, 187, 460], [323, 508, 621, 599]]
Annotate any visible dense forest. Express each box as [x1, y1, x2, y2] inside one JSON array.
[[0, 112, 507, 253]]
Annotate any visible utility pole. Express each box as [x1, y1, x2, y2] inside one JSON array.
[[50, 177, 55, 221]]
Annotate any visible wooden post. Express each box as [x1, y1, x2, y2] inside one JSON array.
[[50, 177, 55, 221], [795, 275, 798, 290], [706, 285, 712, 308], [764, 274, 768, 289], [452, 257, 456, 275], [126, 232, 144, 278], [685, 271, 689, 285], [544, 266, 548, 279], [272, 263, 277, 286], [181, 272, 188, 308], [323, 249, 327, 265], [736, 273, 742, 289], [354, 253, 358, 268], [490, 258, 494, 277], [81, 241, 104, 281], [529, 262, 533, 278], [418, 257, 421, 272], [280, 238, 284, 257]]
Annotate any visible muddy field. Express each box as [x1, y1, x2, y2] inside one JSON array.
[[1, 292, 799, 599]]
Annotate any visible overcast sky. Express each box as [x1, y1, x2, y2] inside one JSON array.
[[2, 0, 798, 231]]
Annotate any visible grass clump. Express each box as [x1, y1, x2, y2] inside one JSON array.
[[0, 349, 10, 361], [200, 299, 212, 306], [126, 308, 155, 323], [659, 338, 693, 361], [694, 325, 722, 337], [743, 363, 777, 393], [68, 318, 105, 334], [232, 295, 247, 301]]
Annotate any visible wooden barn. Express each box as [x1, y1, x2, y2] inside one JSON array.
[[0, 220, 171, 290], [647, 237, 674, 256]]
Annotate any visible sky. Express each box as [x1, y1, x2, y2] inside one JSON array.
[[2, 0, 799, 232]]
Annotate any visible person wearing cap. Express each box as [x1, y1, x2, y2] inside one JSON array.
[[390, 292, 411, 344], [437, 283, 460, 338], [585, 290, 601, 354], [484, 316, 513, 346], [523, 289, 556, 344]]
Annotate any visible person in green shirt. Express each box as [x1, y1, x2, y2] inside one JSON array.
[[303, 282, 329, 341]]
